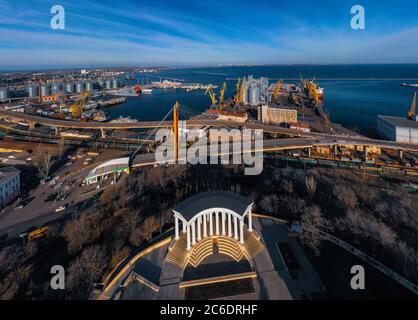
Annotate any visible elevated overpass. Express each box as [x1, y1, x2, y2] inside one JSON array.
[[2, 109, 418, 152]]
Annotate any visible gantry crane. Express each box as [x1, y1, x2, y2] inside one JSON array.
[[70, 90, 90, 118], [407, 92, 417, 119]]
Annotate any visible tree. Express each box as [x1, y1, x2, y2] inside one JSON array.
[[297, 206, 331, 256], [57, 137, 68, 160], [67, 245, 107, 299], [34, 150, 55, 180], [304, 175, 317, 199], [62, 211, 104, 253]]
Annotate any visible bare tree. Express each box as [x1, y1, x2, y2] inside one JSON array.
[[297, 206, 330, 256], [67, 245, 106, 299], [305, 175, 317, 199], [58, 137, 68, 160], [34, 151, 55, 180]]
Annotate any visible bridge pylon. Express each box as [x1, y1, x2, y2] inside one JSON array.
[[173, 101, 179, 163]]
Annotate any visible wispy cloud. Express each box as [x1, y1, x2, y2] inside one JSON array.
[[0, 0, 418, 69]]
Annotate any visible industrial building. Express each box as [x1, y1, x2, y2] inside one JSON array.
[[216, 110, 248, 123], [0, 166, 20, 208], [257, 104, 297, 125], [377, 115, 418, 144], [241, 75, 269, 106]]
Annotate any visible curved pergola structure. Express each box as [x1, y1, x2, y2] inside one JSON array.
[[84, 157, 130, 185], [172, 191, 254, 251]]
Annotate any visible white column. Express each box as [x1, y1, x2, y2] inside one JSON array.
[[187, 225, 191, 251], [234, 216, 238, 240], [203, 214, 207, 238], [209, 212, 213, 236], [215, 212, 220, 235], [197, 216, 202, 241], [248, 211, 253, 232], [175, 216, 179, 240], [240, 219, 244, 244], [182, 219, 186, 233], [192, 220, 196, 246], [221, 212, 226, 236], [228, 213, 232, 237]]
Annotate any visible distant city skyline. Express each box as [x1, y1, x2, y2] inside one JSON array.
[[1, 0, 418, 70]]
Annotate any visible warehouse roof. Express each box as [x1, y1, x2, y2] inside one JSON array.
[[378, 115, 418, 129], [173, 191, 253, 221]]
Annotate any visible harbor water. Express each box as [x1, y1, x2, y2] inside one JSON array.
[[103, 64, 418, 135]]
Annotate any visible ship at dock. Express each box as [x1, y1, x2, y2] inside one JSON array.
[[110, 116, 139, 124], [98, 97, 126, 107], [113, 86, 141, 97]]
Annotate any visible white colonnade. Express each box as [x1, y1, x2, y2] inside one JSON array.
[[174, 209, 253, 251]]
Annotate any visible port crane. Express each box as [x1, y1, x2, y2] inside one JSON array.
[[234, 78, 241, 105], [217, 82, 227, 111], [272, 80, 283, 101], [219, 82, 227, 103], [70, 90, 90, 118], [239, 79, 246, 104], [407, 92, 417, 119], [205, 85, 217, 108]]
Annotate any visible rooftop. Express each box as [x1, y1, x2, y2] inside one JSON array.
[[173, 191, 253, 221], [378, 115, 418, 129], [0, 166, 20, 183]]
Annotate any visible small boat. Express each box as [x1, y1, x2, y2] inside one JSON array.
[[141, 88, 154, 94], [401, 83, 418, 88]]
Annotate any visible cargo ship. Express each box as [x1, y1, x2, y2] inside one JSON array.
[[98, 97, 126, 107], [113, 87, 140, 97]]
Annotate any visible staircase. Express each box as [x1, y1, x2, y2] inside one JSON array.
[[187, 237, 213, 268], [243, 229, 265, 259], [166, 234, 188, 268], [218, 237, 244, 262]]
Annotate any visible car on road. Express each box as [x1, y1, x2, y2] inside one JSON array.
[[55, 205, 67, 213]]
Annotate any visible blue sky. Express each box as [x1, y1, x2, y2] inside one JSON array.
[[1, 0, 418, 70]]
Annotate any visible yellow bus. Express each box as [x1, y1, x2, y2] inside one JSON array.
[[28, 226, 49, 241]]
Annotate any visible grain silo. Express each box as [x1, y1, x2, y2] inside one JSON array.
[[28, 85, 39, 98], [0, 87, 9, 100], [65, 82, 75, 93], [75, 81, 85, 93], [40, 84, 51, 97]]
